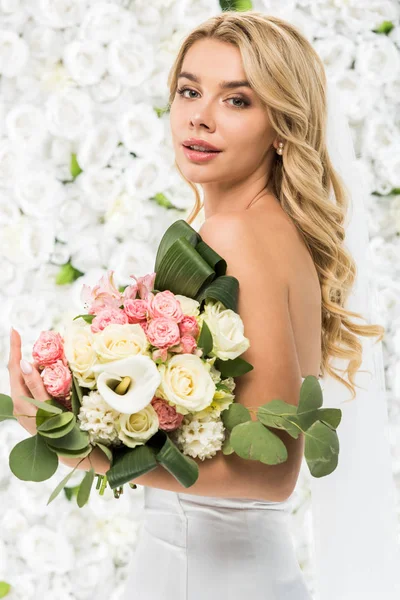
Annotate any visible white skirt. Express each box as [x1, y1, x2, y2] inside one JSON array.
[[122, 486, 312, 599]]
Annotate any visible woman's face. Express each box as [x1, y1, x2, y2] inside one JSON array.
[[169, 38, 278, 186]]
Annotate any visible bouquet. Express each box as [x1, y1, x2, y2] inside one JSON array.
[[0, 220, 341, 507]]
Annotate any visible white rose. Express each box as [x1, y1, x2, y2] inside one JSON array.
[[45, 88, 93, 140], [5, 104, 48, 152], [25, 0, 86, 28], [107, 36, 154, 88], [116, 404, 159, 449], [124, 155, 173, 201], [157, 354, 215, 415], [63, 40, 107, 86], [78, 167, 123, 214], [93, 323, 150, 362], [202, 300, 250, 360], [175, 295, 200, 317], [64, 320, 97, 389], [0, 215, 55, 269], [15, 168, 66, 219], [76, 122, 119, 170], [24, 26, 64, 61], [79, 3, 135, 43], [117, 104, 165, 158], [356, 36, 400, 85], [0, 30, 29, 78]]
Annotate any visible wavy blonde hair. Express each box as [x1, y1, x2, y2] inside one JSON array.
[[166, 10, 385, 400]]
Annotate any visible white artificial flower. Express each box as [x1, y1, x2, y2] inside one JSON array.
[[116, 403, 159, 448], [117, 104, 165, 158], [5, 104, 48, 151], [107, 36, 155, 88], [339, 0, 400, 35], [24, 25, 64, 60], [76, 122, 119, 170], [313, 35, 355, 74], [79, 2, 135, 43], [91, 355, 162, 414], [175, 295, 200, 317], [172, 413, 225, 460], [63, 40, 107, 86], [92, 323, 150, 363], [157, 353, 216, 415], [25, 0, 86, 29], [0, 139, 20, 188], [108, 239, 158, 284], [124, 154, 173, 201], [77, 390, 120, 445], [63, 224, 116, 273], [0, 29, 29, 78], [356, 35, 400, 85], [17, 525, 74, 573], [45, 88, 93, 140], [78, 167, 123, 214], [202, 300, 250, 361], [0, 215, 55, 268], [14, 167, 66, 218]]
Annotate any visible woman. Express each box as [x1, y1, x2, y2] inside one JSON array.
[[9, 10, 387, 600]]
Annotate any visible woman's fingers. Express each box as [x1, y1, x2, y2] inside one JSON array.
[[8, 328, 31, 407], [20, 359, 50, 402]]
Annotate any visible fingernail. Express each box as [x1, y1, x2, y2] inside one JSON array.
[[20, 359, 33, 375]]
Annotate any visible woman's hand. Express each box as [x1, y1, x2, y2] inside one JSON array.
[[8, 327, 50, 436]]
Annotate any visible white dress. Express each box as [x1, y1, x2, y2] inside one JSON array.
[[122, 377, 312, 600]]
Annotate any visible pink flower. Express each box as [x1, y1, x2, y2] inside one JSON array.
[[42, 359, 72, 401], [139, 320, 149, 335], [150, 396, 184, 431], [180, 334, 197, 354], [124, 298, 149, 323], [152, 348, 169, 362], [178, 315, 199, 337], [81, 270, 123, 315], [32, 331, 67, 368], [146, 317, 180, 349], [148, 290, 184, 323], [122, 282, 139, 302], [91, 307, 129, 333], [127, 272, 156, 301]]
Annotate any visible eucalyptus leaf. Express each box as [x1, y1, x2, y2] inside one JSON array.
[[230, 420, 288, 465], [9, 434, 59, 482], [47, 462, 83, 505], [48, 445, 93, 459], [44, 424, 89, 450], [20, 396, 63, 414], [106, 444, 158, 489], [221, 402, 251, 431], [221, 433, 234, 455], [37, 412, 75, 434], [77, 468, 95, 508], [296, 376, 323, 430], [317, 407, 342, 430], [197, 319, 213, 356], [36, 399, 67, 428], [304, 420, 340, 477], [257, 399, 300, 439], [95, 442, 114, 466], [214, 356, 253, 378], [0, 394, 16, 421]]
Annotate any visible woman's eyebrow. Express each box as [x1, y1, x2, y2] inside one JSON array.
[[178, 71, 251, 89]]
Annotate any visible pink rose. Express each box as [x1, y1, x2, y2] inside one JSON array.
[[124, 298, 149, 323], [146, 317, 180, 349], [151, 396, 184, 431], [42, 359, 72, 401], [81, 270, 123, 315], [178, 316, 199, 337], [148, 290, 184, 322], [139, 320, 149, 335], [180, 334, 197, 354], [91, 307, 129, 333], [152, 347, 169, 362], [32, 331, 66, 368]]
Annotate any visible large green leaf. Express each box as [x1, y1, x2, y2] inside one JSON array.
[[0, 394, 16, 421], [304, 420, 340, 477], [230, 420, 288, 465], [70, 375, 83, 416], [37, 412, 76, 439], [194, 239, 227, 276], [9, 434, 59, 481], [155, 432, 199, 488], [106, 444, 159, 489], [221, 402, 251, 431], [77, 468, 95, 507], [214, 356, 253, 377], [196, 319, 213, 356], [154, 219, 200, 272], [257, 399, 300, 439], [196, 275, 239, 312], [44, 424, 89, 450], [155, 237, 215, 296]]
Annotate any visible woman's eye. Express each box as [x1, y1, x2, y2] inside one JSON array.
[[176, 87, 249, 109]]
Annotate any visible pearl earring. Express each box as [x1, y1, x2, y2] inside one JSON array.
[[276, 142, 284, 155]]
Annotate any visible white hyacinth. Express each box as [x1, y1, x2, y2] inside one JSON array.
[[77, 390, 121, 446], [171, 414, 226, 461]]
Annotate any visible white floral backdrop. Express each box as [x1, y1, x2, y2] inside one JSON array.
[[0, 1, 399, 598]]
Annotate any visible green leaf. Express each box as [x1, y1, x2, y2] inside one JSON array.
[[95, 442, 114, 466], [155, 432, 199, 488], [21, 395, 63, 414], [44, 424, 90, 450], [197, 319, 213, 356], [0, 394, 16, 421], [106, 444, 158, 489], [37, 412, 76, 438], [154, 219, 200, 273], [151, 192, 174, 209], [230, 420, 288, 465], [0, 581, 11, 598], [47, 461, 83, 505], [214, 356, 253, 377], [70, 374, 83, 416], [36, 398, 67, 428], [48, 445, 92, 459], [64, 484, 81, 501], [77, 468, 95, 507], [56, 262, 84, 285], [372, 20, 394, 35], [304, 420, 340, 477], [195, 239, 227, 276], [72, 314, 95, 324], [317, 407, 342, 430], [221, 401, 251, 431], [9, 434, 59, 482], [257, 399, 300, 439], [221, 433, 234, 455], [196, 275, 239, 312], [296, 376, 323, 430], [70, 152, 82, 178]]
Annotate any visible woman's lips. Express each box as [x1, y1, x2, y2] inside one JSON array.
[[182, 145, 222, 162]]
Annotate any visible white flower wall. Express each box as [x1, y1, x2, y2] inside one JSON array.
[[0, 1, 399, 598]]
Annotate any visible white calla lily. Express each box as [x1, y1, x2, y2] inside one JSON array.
[[91, 355, 161, 414]]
